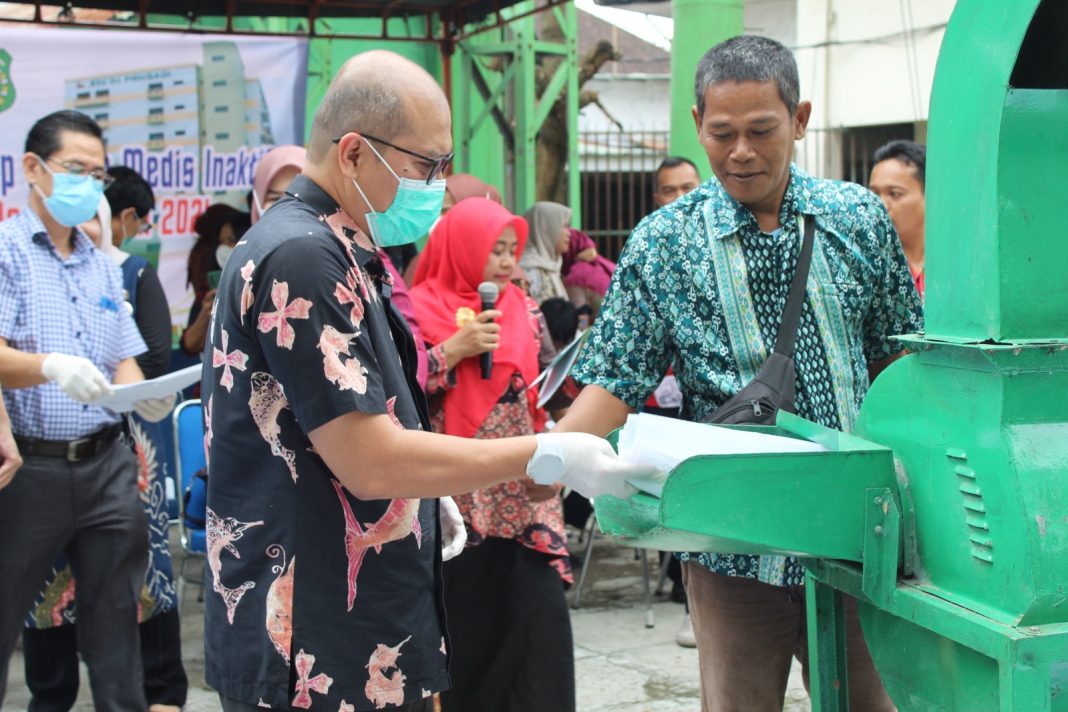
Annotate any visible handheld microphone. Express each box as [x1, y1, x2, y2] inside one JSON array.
[[477, 281, 500, 380]]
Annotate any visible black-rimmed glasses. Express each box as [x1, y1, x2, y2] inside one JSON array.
[[332, 133, 453, 184]]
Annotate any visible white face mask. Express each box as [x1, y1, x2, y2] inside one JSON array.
[[216, 244, 234, 269]]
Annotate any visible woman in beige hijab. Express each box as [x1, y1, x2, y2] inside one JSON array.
[[520, 201, 571, 303]]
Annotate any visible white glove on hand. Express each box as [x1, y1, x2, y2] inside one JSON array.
[[439, 496, 467, 562], [133, 393, 177, 423], [41, 353, 113, 403], [527, 432, 654, 500]]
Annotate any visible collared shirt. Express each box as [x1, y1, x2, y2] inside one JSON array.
[[203, 175, 448, 710], [572, 164, 923, 587], [0, 208, 145, 440]]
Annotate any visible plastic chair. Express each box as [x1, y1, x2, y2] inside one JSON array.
[[173, 399, 207, 603]]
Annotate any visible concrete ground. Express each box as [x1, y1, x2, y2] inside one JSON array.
[[4, 528, 810, 711]]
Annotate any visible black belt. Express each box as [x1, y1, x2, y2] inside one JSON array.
[[15, 424, 123, 462]]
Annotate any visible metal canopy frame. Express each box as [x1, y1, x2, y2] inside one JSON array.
[[4, 0, 579, 213], [0, 1, 569, 43], [454, 0, 578, 213]]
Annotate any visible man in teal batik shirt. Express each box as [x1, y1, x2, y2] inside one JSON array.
[[559, 35, 922, 712]]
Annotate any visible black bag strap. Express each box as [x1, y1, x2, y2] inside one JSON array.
[[773, 214, 816, 358]]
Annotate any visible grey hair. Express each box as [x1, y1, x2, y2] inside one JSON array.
[[694, 35, 800, 119], [307, 73, 408, 163]]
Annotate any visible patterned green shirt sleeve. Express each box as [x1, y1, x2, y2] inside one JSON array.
[[571, 210, 674, 409], [861, 198, 922, 363]]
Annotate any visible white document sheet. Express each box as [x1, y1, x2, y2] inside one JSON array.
[[617, 413, 827, 496], [96, 364, 202, 414]]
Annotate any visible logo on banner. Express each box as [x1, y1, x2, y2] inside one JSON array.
[[0, 50, 15, 113]]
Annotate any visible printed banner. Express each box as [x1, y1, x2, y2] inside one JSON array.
[[0, 26, 308, 338]]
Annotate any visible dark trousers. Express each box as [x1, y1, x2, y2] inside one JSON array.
[[0, 440, 149, 711], [682, 563, 894, 712], [22, 607, 187, 709], [440, 537, 576, 712]]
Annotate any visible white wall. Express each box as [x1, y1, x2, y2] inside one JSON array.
[[580, 74, 672, 132], [793, 0, 954, 176], [796, 0, 953, 128]]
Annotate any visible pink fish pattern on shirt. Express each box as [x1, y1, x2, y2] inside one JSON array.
[[249, 372, 297, 482], [206, 508, 264, 624], [365, 636, 411, 709], [318, 325, 368, 393]]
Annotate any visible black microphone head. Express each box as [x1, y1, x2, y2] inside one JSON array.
[[477, 281, 500, 306]]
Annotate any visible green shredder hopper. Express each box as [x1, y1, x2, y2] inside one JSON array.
[[593, 1, 1068, 709]]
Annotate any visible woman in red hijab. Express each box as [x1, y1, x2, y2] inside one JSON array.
[[410, 197, 575, 712]]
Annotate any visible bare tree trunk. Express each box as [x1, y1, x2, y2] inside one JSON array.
[[534, 12, 621, 204]]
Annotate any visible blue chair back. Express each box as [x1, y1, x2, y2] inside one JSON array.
[[173, 399, 207, 553]]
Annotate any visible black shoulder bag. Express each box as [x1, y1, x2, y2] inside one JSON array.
[[702, 214, 815, 426]]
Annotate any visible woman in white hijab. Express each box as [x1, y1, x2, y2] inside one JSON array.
[[519, 201, 572, 304]]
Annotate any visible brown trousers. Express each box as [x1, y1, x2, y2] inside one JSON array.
[[682, 562, 895, 712]]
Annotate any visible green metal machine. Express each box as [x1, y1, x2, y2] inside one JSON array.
[[595, 1, 1068, 709]]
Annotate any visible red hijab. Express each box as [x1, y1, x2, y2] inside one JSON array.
[[410, 198, 536, 438]]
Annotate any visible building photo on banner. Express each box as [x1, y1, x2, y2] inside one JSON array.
[[0, 26, 308, 342]]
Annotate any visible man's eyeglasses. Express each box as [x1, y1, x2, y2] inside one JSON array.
[[39, 156, 115, 188], [332, 133, 453, 185]]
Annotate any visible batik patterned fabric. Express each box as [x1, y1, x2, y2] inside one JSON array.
[[572, 164, 923, 588], [424, 299, 572, 584], [202, 175, 448, 710], [24, 412, 177, 629]]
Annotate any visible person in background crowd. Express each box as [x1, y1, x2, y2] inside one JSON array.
[[869, 140, 926, 301], [22, 182, 186, 712], [201, 51, 642, 712], [520, 201, 571, 304], [411, 197, 575, 712], [0, 109, 173, 710], [442, 172, 498, 212], [103, 166, 171, 376], [511, 265, 532, 297], [560, 227, 615, 316], [180, 203, 250, 356], [556, 36, 921, 712], [538, 297, 579, 352], [653, 156, 702, 207], [251, 145, 306, 224]]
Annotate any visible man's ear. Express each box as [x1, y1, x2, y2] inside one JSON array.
[[793, 100, 813, 141], [335, 133, 366, 180], [22, 152, 43, 185]]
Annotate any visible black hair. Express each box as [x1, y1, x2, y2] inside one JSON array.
[[873, 140, 926, 188], [25, 110, 103, 159], [105, 165, 155, 218], [539, 297, 579, 349], [694, 35, 800, 119], [654, 156, 700, 189]]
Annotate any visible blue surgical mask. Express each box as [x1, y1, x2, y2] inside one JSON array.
[[34, 156, 106, 228], [351, 141, 445, 248]]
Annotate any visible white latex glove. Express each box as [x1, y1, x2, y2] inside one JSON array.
[[133, 393, 177, 423], [41, 353, 113, 403], [439, 496, 467, 562], [527, 432, 654, 500]]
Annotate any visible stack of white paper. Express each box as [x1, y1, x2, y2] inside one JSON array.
[[95, 364, 203, 414], [617, 412, 827, 496]]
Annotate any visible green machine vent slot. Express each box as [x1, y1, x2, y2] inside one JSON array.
[[950, 452, 993, 564]]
